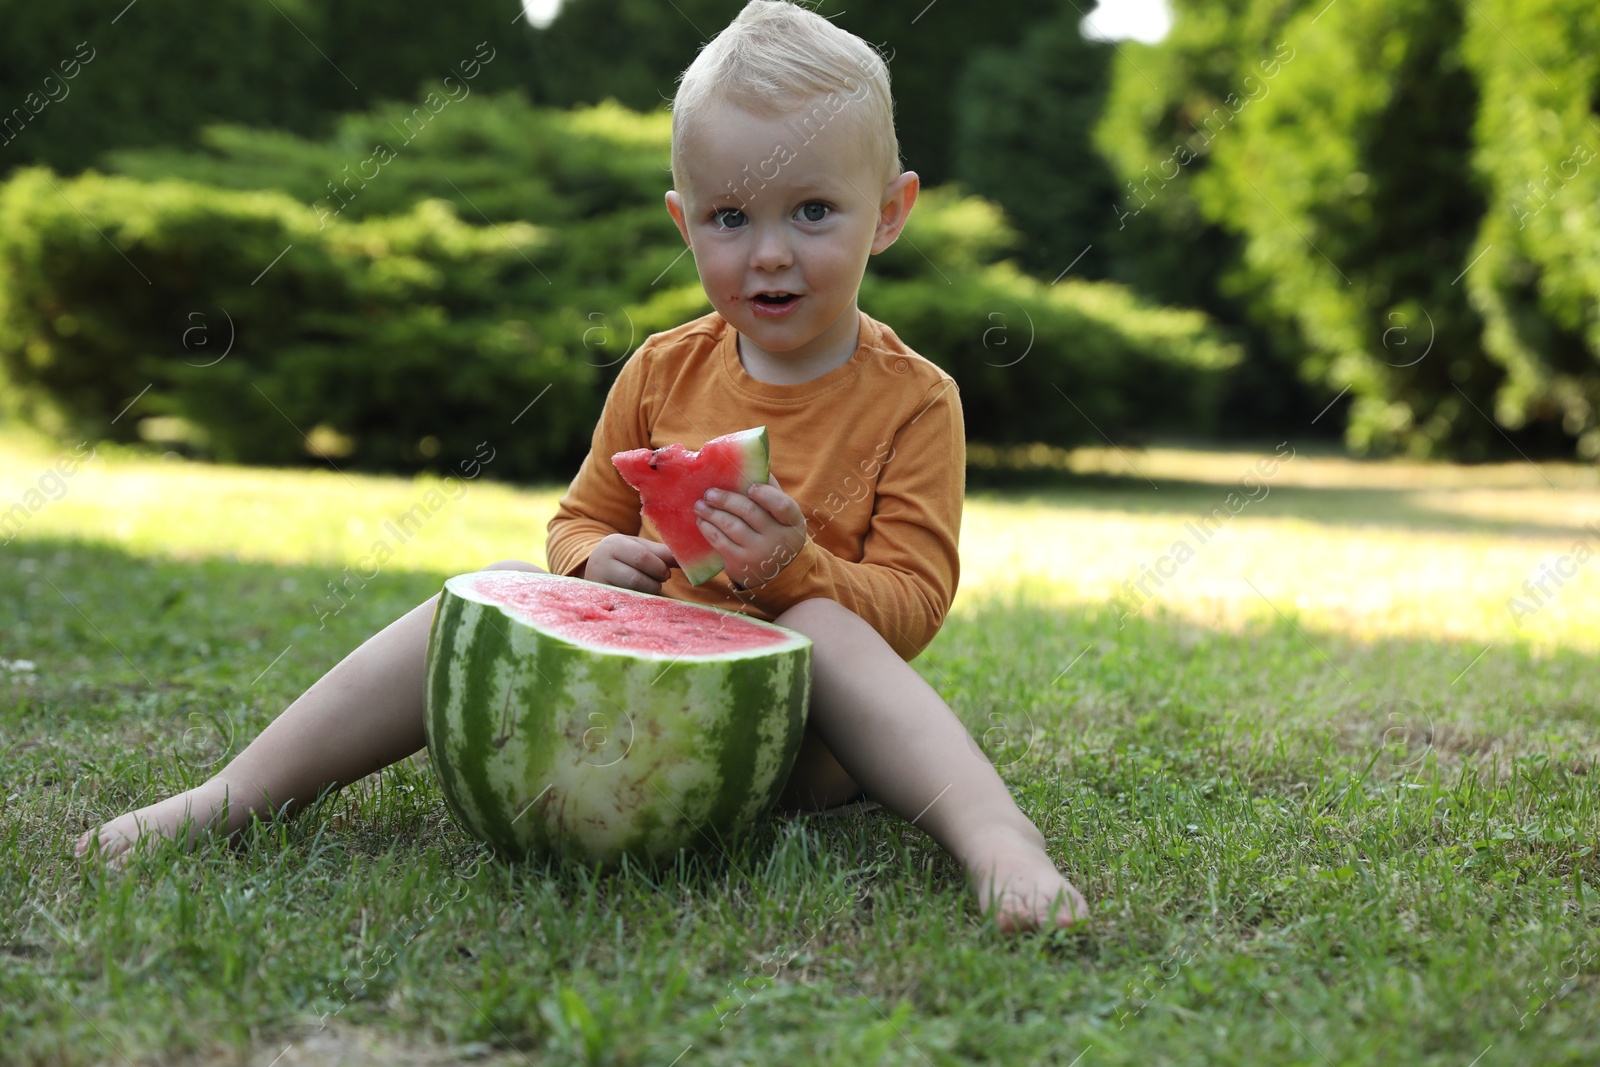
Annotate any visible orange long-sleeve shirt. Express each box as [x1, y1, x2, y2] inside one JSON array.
[[546, 308, 964, 660]]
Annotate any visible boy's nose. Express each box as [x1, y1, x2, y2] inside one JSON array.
[[749, 226, 793, 271]]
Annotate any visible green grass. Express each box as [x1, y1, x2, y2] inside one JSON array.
[[3, 424, 1599, 1065]]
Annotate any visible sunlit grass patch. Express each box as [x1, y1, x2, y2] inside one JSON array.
[[0, 426, 562, 575], [6, 426, 1598, 652], [960, 444, 1600, 654]]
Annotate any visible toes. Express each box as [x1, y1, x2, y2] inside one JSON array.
[[74, 829, 104, 859], [75, 824, 135, 864], [988, 884, 1090, 933], [1051, 897, 1090, 930], [1047, 886, 1090, 928], [990, 887, 1042, 933]]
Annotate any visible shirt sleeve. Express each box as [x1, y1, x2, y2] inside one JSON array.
[[738, 378, 964, 660], [545, 350, 652, 577]]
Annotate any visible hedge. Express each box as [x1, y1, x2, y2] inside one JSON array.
[[0, 96, 1242, 480]]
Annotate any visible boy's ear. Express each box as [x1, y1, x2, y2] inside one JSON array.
[[665, 191, 693, 248], [870, 171, 919, 255]]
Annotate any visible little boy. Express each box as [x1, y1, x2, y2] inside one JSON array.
[[78, 0, 1087, 932]]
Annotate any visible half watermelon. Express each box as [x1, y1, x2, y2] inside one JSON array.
[[612, 426, 770, 586], [424, 569, 811, 866]]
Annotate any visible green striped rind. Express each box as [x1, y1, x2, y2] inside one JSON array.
[[733, 426, 770, 486], [423, 571, 811, 867], [680, 558, 726, 587], [680, 426, 770, 587]]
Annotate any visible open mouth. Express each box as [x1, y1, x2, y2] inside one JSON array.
[[751, 292, 799, 305]]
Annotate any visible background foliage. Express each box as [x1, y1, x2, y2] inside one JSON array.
[[0, 0, 1597, 469], [1093, 0, 1600, 459], [0, 0, 533, 174], [0, 96, 1237, 480], [1464, 0, 1600, 460]]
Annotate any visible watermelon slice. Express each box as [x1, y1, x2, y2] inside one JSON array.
[[611, 426, 770, 586], [424, 569, 811, 865]]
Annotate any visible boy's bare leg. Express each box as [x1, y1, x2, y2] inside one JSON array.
[[776, 725, 868, 812], [773, 598, 1089, 933], [76, 560, 546, 864]]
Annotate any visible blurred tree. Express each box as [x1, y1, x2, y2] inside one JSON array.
[[1464, 0, 1600, 459], [318, 0, 530, 104], [951, 5, 1119, 280], [524, 0, 743, 116], [526, 0, 1060, 182], [0, 0, 534, 176], [1, 0, 1073, 189], [0, 0, 320, 174], [1089, 0, 1328, 437], [1095, 0, 1593, 458], [1093, 0, 1290, 315], [1195, 0, 1502, 458]]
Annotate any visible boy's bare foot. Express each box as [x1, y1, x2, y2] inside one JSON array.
[[75, 782, 240, 867], [964, 824, 1090, 932]]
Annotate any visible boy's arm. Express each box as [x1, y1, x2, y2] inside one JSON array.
[[736, 381, 964, 660], [546, 354, 652, 578]]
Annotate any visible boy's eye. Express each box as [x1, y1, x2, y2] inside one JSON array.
[[797, 202, 830, 223], [712, 208, 747, 229]]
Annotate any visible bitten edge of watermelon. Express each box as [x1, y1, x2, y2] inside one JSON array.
[[611, 425, 772, 587]]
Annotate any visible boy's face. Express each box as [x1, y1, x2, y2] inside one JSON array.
[[666, 98, 917, 372]]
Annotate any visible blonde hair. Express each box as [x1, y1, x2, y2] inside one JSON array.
[[670, 1, 899, 192]]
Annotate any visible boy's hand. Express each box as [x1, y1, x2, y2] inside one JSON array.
[[583, 534, 677, 594], [695, 475, 808, 590]]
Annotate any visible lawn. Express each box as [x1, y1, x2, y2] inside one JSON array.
[[3, 423, 1599, 1066]]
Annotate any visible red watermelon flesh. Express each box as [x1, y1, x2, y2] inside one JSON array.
[[467, 570, 790, 655], [611, 426, 770, 586]]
